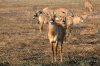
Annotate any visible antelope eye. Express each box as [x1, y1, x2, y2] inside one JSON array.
[[50, 19, 54, 22]]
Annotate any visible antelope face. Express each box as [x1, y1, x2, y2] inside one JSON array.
[[33, 12, 38, 19], [61, 21, 66, 28], [50, 17, 56, 25], [33, 10, 42, 19], [56, 17, 66, 28], [49, 14, 56, 25]]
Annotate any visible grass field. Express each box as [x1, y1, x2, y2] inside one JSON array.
[[0, 0, 100, 66]]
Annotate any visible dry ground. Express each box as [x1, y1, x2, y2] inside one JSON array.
[[0, 0, 100, 66]]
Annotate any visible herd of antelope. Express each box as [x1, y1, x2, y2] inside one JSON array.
[[32, 0, 94, 63]]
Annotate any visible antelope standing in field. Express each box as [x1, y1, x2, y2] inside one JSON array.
[[48, 14, 66, 63], [33, 10, 49, 32], [83, 0, 94, 13], [66, 15, 84, 36]]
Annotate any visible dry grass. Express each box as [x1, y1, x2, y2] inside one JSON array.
[[80, 28, 98, 35]]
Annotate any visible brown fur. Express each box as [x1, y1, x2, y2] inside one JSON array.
[[84, 0, 94, 13], [33, 11, 49, 32], [48, 15, 66, 63], [43, 7, 72, 17], [81, 12, 89, 19], [42, 7, 55, 17], [66, 16, 73, 36], [66, 15, 84, 36], [55, 8, 70, 17], [72, 16, 83, 25]]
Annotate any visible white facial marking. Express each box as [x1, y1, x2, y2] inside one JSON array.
[[50, 20, 53, 23]]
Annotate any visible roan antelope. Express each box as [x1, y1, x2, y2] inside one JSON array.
[[33, 10, 49, 32], [66, 15, 84, 36], [83, 0, 94, 13], [48, 14, 66, 63]]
